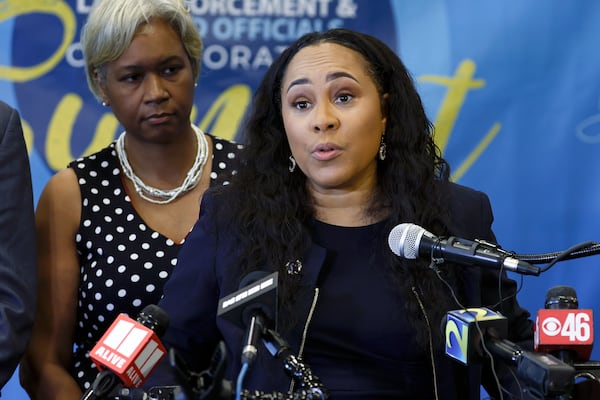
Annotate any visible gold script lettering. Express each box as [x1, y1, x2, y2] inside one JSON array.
[[198, 84, 251, 141], [46, 94, 116, 170], [0, 0, 76, 82], [419, 60, 501, 181], [44, 86, 250, 171]]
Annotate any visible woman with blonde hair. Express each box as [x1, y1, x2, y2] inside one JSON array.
[[20, 0, 242, 398]]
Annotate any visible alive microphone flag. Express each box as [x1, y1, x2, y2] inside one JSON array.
[[89, 312, 167, 387], [535, 309, 594, 361]]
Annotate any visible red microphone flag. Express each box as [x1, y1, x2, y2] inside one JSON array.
[[535, 309, 594, 361], [90, 313, 167, 387]]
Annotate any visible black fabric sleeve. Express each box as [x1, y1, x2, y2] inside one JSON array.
[[0, 102, 37, 391]]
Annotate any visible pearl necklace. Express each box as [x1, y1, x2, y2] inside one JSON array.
[[115, 125, 209, 205]]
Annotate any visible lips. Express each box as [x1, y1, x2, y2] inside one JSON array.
[[145, 113, 173, 124], [312, 142, 342, 161]]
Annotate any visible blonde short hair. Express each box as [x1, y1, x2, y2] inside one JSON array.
[[81, 0, 202, 100]]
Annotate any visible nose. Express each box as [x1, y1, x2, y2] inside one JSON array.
[[143, 74, 169, 103], [312, 102, 339, 133]]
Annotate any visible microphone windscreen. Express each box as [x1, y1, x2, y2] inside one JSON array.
[[388, 223, 423, 258], [137, 304, 170, 337], [545, 286, 579, 310]]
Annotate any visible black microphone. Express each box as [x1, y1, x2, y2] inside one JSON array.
[[217, 271, 278, 366], [388, 223, 540, 276], [545, 286, 579, 310], [81, 305, 170, 400], [535, 286, 594, 364], [484, 337, 575, 399], [444, 307, 575, 398]]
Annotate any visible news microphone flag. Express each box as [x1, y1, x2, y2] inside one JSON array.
[[90, 313, 167, 387], [218, 271, 278, 329], [445, 307, 507, 365], [535, 309, 594, 361]]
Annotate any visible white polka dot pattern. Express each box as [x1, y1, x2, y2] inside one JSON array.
[[68, 134, 242, 390]]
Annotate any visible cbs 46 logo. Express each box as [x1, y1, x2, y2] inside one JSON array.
[[541, 311, 592, 342]]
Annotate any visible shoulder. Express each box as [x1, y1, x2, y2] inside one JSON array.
[[439, 181, 495, 240], [0, 100, 17, 127], [205, 133, 244, 184], [198, 187, 238, 230], [68, 142, 117, 171], [206, 133, 244, 152], [36, 168, 81, 226], [440, 180, 489, 200], [199, 188, 226, 218], [439, 181, 492, 211], [0, 100, 12, 114], [0, 101, 22, 144], [41, 168, 80, 201]]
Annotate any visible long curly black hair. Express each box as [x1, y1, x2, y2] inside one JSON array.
[[214, 28, 464, 346]]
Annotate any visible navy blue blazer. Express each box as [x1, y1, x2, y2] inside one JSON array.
[[0, 101, 37, 392], [150, 182, 533, 399]]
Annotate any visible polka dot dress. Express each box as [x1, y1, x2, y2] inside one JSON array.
[[68, 134, 243, 390]]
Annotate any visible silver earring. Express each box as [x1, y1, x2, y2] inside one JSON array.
[[288, 155, 296, 173], [101, 101, 108, 107], [379, 134, 387, 161]]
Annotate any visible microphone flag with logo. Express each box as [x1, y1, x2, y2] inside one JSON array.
[[535, 285, 594, 363], [89, 304, 169, 388], [445, 307, 508, 365]]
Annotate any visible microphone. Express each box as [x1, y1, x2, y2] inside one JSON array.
[[444, 307, 509, 365], [82, 304, 169, 399], [388, 223, 540, 275], [444, 307, 575, 398], [218, 271, 278, 365], [535, 286, 594, 364]]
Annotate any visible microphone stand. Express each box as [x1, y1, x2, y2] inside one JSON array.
[[261, 328, 328, 399], [157, 330, 328, 400], [81, 370, 123, 400], [570, 361, 600, 400], [515, 242, 600, 265]]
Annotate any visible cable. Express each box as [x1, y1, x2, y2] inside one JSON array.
[[515, 241, 599, 266], [236, 362, 250, 400]]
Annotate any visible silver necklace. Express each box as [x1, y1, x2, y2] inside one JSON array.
[[115, 125, 209, 205]]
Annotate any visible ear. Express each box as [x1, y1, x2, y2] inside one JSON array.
[[94, 68, 109, 104], [381, 93, 389, 131]]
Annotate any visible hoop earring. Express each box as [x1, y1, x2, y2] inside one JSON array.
[[379, 134, 387, 161], [288, 155, 296, 173]]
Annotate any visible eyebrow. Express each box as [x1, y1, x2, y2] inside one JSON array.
[[116, 55, 185, 71], [285, 71, 359, 93]]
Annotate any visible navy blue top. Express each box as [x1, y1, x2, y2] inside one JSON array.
[[306, 219, 437, 398], [0, 101, 37, 393], [147, 182, 534, 400]]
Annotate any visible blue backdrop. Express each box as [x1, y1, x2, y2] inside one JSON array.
[[2, 1, 600, 398]]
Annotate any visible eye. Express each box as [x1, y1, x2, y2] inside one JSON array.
[[335, 93, 353, 103], [163, 65, 183, 76], [289, 99, 312, 111], [120, 73, 142, 83], [293, 100, 311, 110]]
